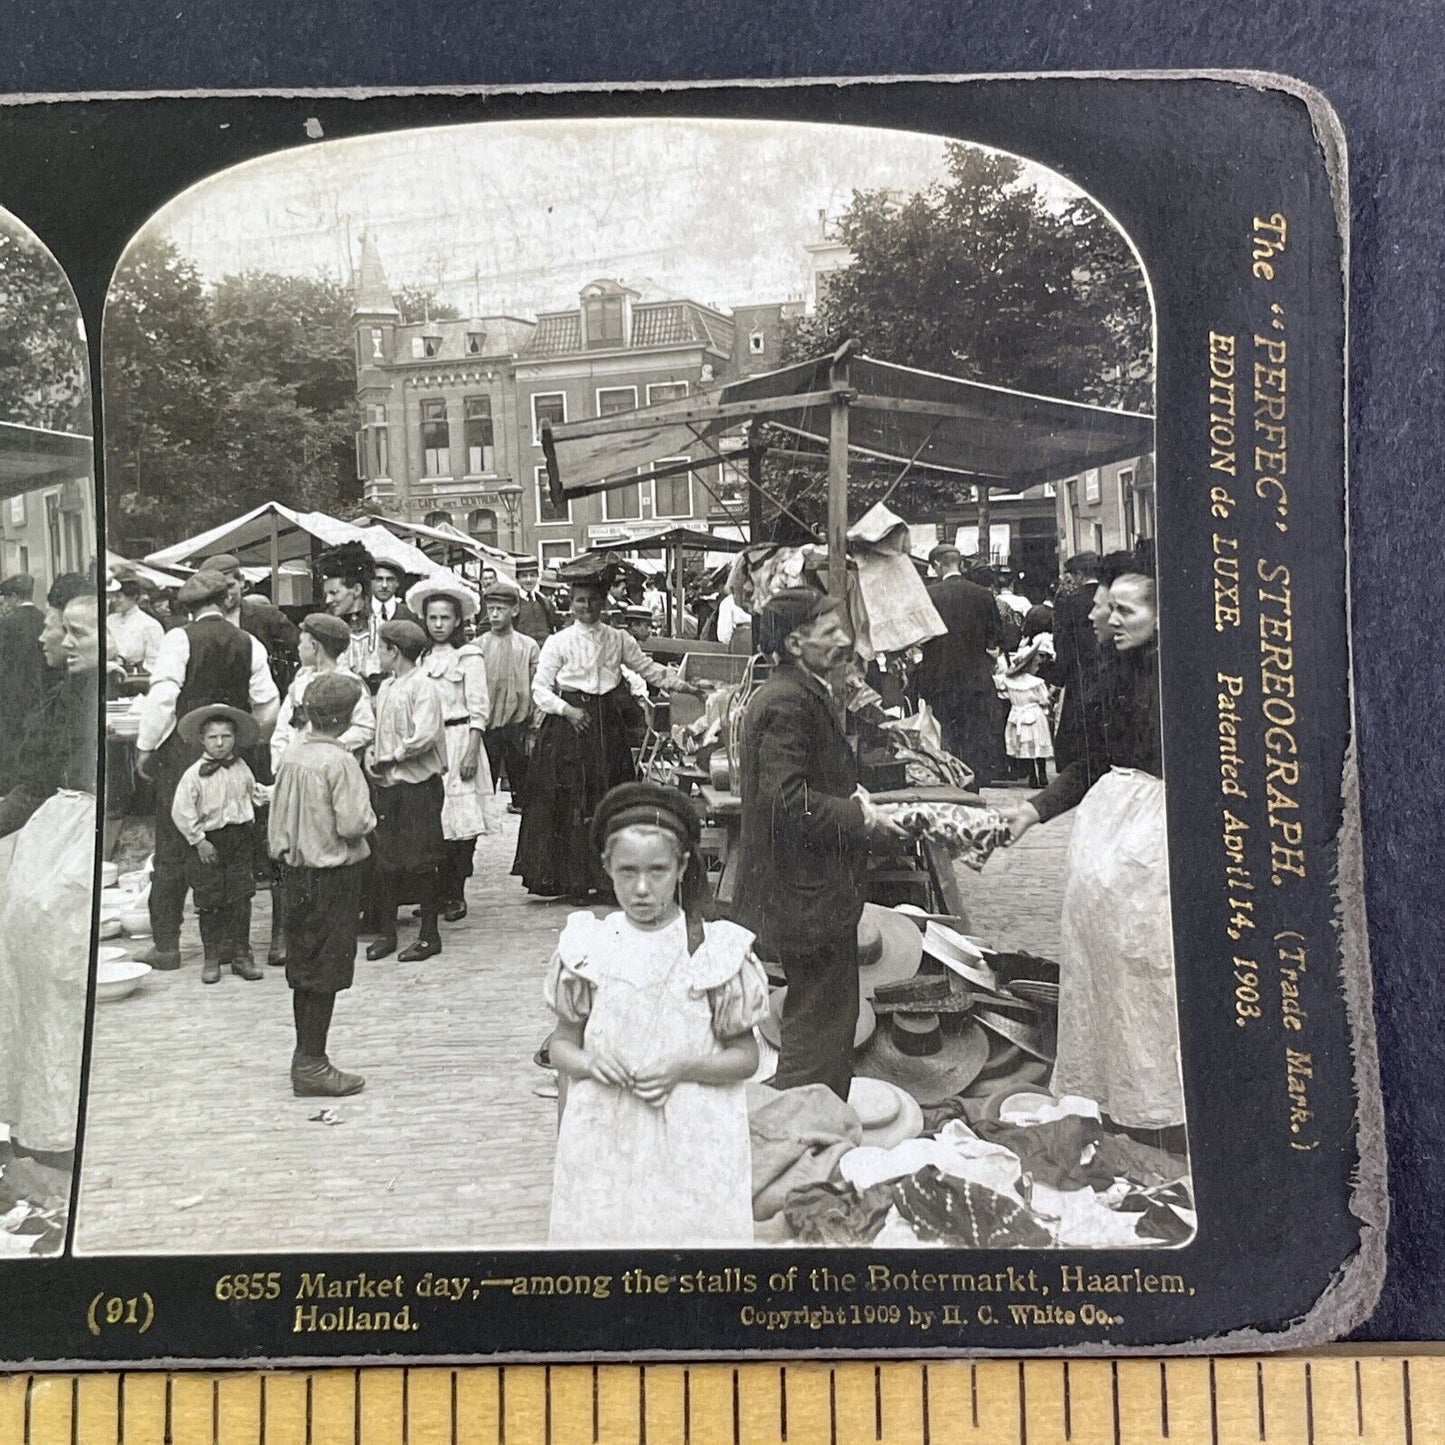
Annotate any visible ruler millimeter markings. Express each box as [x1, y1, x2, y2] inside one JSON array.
[[0, 1354, 1439, 1444]]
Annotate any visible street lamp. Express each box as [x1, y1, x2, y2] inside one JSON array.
[[493, 479, 524, 551]]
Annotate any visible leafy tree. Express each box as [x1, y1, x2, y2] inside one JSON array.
[[773, 146, 1151, 544], [103, 236, 223, 550], [104, 243, 363, 552], [0, 218, 89, 433], [786, 146, 1151, 411]]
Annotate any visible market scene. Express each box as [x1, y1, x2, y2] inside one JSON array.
[[0, 119, 1191, 1255]]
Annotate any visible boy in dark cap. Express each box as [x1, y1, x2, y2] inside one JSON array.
[[364, 619, 446, 961], [269, 672, 377, 1096], [266, 612, 376, 969], [476, 582, 539, 815], [171, 703, 268, 983]]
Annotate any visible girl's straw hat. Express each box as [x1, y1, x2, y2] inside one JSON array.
[[406, 576, 480, 622], [1006, 637, 1048, 676]]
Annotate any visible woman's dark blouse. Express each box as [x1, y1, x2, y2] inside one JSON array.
[[0, 671, 99, 838], [1029, 639, 1162, 824]]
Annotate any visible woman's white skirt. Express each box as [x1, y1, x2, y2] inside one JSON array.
[[1054, 767, 1185, 1129], [0, 791, 95, 1153]]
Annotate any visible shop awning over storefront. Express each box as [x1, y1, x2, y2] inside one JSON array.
[[0, 421, 92, 501]]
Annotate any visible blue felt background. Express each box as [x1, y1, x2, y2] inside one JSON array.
[[2, 1, 1439, 1342]]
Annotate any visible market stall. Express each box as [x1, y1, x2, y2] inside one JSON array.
[[145, 500, 451, 605], [531, 347, 1171, 1192], [544, 344, 1153, 928], [570, 524, 749, 639]]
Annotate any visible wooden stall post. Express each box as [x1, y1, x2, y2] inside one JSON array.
[[827, 352, 850, 601]]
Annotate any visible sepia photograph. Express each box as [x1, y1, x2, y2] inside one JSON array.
[[0, 208, 99, 1256], [71, 116, 1189, 1256]]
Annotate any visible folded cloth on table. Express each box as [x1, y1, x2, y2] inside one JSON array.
[[782, 1178, 897, 1245], [875, 801, 1012, 871], [972, 1115, 1106, 1192], [893, 1166, 1052, 1248], [748, 1082, 863, 1222], [839, 1119, 1025, 1201], [879, 706, 975, 790]]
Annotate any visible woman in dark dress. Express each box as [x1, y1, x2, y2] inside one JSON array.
[[512, 561, 701, 900]]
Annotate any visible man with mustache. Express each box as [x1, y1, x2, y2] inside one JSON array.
[[735, 588, 906, 1101]]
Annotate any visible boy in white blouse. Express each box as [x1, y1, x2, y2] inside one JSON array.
[[171, 704, 271, 984]]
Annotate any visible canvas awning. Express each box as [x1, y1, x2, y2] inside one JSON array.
[[0, 421, 92, 501], [145, 501, 449, 579], [722, 354, 1154, 490], [544, 352, 1152, 499], [356, 514, 518, 568], [591, 525, 749, 556], [105, 550, 189, 590]]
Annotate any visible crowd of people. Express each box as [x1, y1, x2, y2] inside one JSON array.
[[0, 523, 1175, 1251]]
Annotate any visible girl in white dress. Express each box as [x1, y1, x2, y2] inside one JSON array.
[[545, 782, 769, 1246], [1002, 637, 1055, 789], [407, 579, 500, 920]]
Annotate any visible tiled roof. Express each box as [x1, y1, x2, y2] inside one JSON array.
[[630, 303, 697, 348], [695, 307, 735, 355], [518, 300, 736, 359], [518, 313, 583, 358]]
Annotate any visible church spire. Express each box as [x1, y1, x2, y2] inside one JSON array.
[[353, 231, 399, 317]]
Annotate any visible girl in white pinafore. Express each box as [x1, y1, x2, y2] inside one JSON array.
[[545, 783, 768, 1246], [407, 579, 501, 921]]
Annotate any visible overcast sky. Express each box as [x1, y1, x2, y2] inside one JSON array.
[[140, 118, 1090, 318]]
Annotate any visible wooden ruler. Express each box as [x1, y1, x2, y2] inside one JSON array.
[[0, 1356, 1440, 1444]]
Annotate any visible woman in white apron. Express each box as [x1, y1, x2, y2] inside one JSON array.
[[407, 578, 500, 920], [1003, 560, 1184, 1140], [0, 590, 100, 1234]]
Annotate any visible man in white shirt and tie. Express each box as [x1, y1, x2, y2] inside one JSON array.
[[511, 557, 557, 647], [369, 560, 418, 627]]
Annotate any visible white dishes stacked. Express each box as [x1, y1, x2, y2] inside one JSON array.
[[96, 859, 155, 1000], [105, 698, 141, 741]]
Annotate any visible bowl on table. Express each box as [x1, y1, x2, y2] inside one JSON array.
[[98, 917, 122, 940], [96, 957, 152, 1003]]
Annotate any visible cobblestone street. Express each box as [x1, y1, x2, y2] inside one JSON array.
[[74, 787, 1072, 1255]]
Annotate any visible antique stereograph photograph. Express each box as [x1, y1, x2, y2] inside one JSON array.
[[0, 78, 1378, 1362]]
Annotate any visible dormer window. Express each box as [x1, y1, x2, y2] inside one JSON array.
[[584, 293, 625, 349], [422, 334, 441, 358], [466, 331, 485, 355]]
